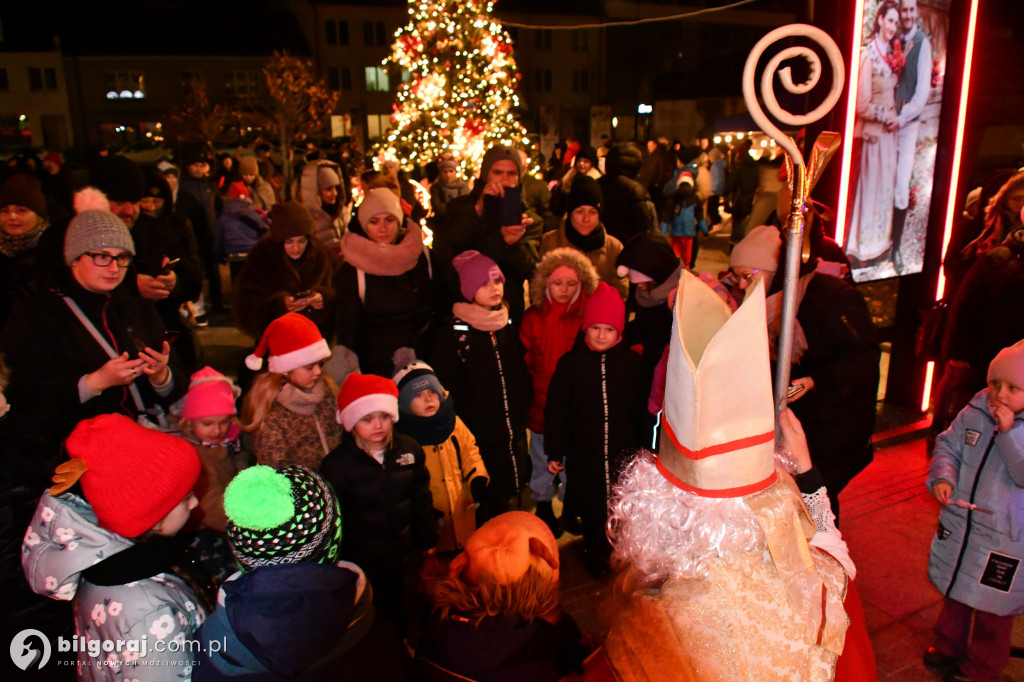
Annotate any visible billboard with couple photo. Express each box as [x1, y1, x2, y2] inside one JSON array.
[[844, 0, 950, 282]]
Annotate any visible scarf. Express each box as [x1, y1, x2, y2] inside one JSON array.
[[340, 221, 425, 276], [0, 222, 47, 257], [276, 379, 327, 416], [634, 264, 684, 309], [395, 394, 457, 446], [453, 302, 509, 332], [564, 221, 607, 253], [764, 272, 814, 364], [82, 534, 217, 613]]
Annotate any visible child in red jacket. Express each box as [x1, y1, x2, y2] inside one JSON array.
[[519, 248, 599, 535]]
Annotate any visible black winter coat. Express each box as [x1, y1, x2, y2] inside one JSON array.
[[942, 237, 1024, 377], [234, 236, 337, 342], [433, 192, 542, 325], [335, 252, 435, 378], [0, 274, 187, 473], [319, 432, 436, 572], [786, 274, 880, 496], [431, 313, 532, 501], [544, 337, 646, 517]]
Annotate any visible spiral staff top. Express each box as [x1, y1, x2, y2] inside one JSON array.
[[740, 24, 845, 423]]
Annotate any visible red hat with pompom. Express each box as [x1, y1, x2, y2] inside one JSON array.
[[245, 313, 331, 374]]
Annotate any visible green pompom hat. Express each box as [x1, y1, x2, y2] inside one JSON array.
[[224, 465, 342, 569]]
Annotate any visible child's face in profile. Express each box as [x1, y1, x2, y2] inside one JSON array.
[[354, 411, 393, 446], [151, 493, 198, 537], [473, 279, 504, 308], [190, 415, 234, 444], [410, 389, 441, 417], [586, 324, 619, 351], [988, 378, 1024, 415], [287, 362, 323, 391]]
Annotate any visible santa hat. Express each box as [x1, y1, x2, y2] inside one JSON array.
[[181, 366, 240, 420], [582, 281, 625, 335], [227, 181, 249, 200], [657, 270, 776, 497], [392, 347, 446, 413], [224, 464, 343, 569], [989, 340, 1024, 391], [245, 313, 331, 374], [336, 372, 400, 431], [56, 414, 200, 538]]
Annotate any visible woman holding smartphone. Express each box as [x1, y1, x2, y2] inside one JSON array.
[[234, 201, 337, 344]]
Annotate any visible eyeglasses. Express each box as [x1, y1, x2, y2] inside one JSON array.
[[729, 268, 760, 283], [83, 252, 133, 268]]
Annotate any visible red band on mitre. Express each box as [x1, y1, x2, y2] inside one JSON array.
[[663, 419, 775, 461], [655, 454, 778, 498]]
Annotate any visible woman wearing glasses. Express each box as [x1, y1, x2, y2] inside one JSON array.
[[0, 193, 187, 475]]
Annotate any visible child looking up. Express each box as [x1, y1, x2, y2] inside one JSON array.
[[925, 340, 1024, 682], [431, 250, 532, 517], [393, 347, 490, 553], [179, 366, 249, 534], [22, 414, 207, 676], [320, 372, 437, 636], [545, 282, 646, 574], [520, 247, 600, 535], [242, 312, 341, 469]]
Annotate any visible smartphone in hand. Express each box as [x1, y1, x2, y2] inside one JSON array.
[[160, 258, 181, 275], [295, 289, 314, 299], [483, 185, 522, 230]]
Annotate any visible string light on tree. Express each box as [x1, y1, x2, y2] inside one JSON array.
[[376, 0, 531, 177]]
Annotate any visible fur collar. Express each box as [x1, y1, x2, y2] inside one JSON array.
[[340, 220, 425, 276], [452, 302, 509, 332]]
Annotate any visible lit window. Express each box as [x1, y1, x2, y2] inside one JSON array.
[[366, 113, 392, 140], [365, 67, 390, 93]]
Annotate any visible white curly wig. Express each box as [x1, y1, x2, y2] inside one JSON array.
[[608, 451, 805, 585]]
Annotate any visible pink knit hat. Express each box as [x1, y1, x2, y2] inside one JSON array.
[[336, 373, 400, 431], [582, 281, 625, 335], [245, 313, 331, 374], [181, 367, 240, 420], [989, 340, 1024, 390], [452, 250, 505, 301]]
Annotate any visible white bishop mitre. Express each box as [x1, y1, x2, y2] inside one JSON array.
[[656, 270, 777, 497]]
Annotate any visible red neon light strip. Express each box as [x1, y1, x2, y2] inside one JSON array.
[[833, 0, 866, 247], [922, 0, 980, 411]]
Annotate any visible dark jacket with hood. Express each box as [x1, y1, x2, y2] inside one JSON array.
[[319, 432, 437, 572], [431, 305, 532, 502], [598, 144, 657, 244], [234, 235, 337, 342], [544, 335, 646, 516], [194, 562, 411, 681]]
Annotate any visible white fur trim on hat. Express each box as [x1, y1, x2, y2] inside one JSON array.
[[336, 394, 399, 431], [262, 339, 331, 374]]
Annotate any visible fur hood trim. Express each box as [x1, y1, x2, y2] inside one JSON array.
[[529, 247, 600, 305]]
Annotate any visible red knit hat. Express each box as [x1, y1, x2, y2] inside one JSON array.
[[64, 414, 200, 538], [582, 281, 625, 335], [245, 313, 331, 374], [227, 181, 249, 200], [181, 366, 240, 420], [336, 372, 400, 431]]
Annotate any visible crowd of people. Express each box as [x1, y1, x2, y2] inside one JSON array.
[[0, 124, 1020, 682]]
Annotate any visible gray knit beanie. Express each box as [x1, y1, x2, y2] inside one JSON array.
[[478, 145, 523, 183], [64, 211, 135, 266]]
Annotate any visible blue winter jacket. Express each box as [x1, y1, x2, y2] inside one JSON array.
[[213, 199, 268, 258], [660, 164, 709, 239], [927, 389, 1024, 615]]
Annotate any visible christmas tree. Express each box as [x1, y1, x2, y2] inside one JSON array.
[[377, 0, 530, 177]]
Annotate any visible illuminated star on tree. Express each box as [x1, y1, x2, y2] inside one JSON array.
[[376, 0, 531, 177]]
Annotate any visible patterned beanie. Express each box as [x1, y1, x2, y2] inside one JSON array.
[[61, 414, 200, 538], [63, 209, 136, 266], [392, 347, 446, 413], [224, 465, 342, 569]]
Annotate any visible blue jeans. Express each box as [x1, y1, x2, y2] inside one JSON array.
[[528, 431, 565, 502]]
